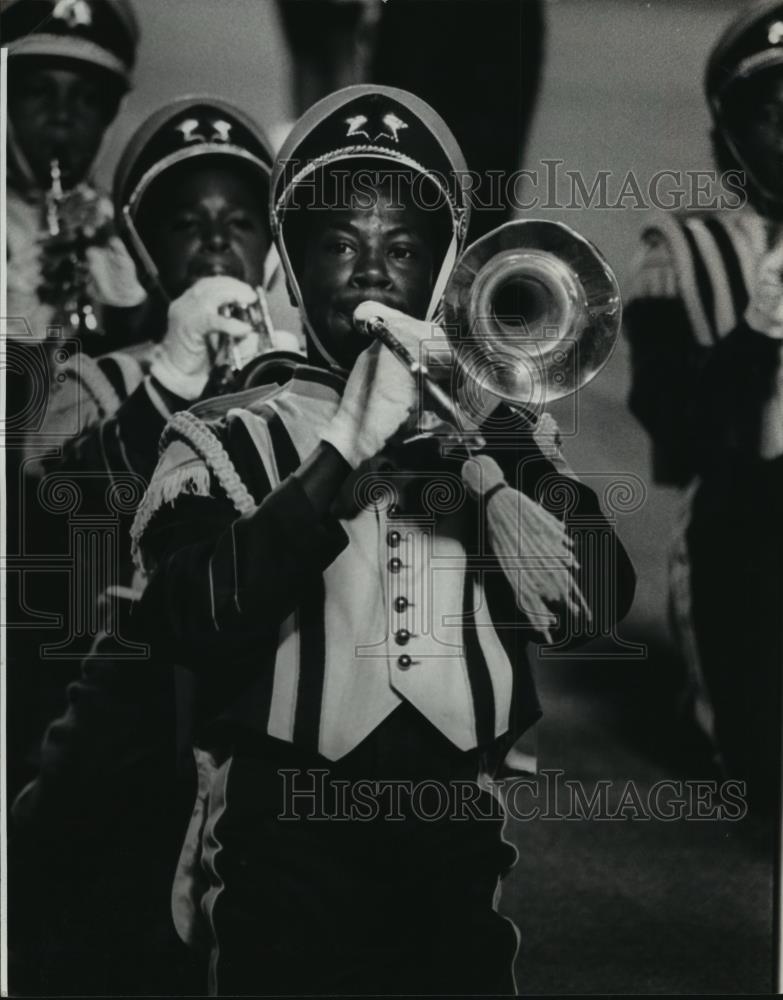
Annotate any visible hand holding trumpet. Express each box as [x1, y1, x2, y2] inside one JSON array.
[[151, 275, 264, 400]]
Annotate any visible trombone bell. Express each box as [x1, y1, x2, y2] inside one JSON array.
[[443, 220, 622, 406]]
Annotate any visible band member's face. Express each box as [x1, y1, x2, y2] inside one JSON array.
[[8, 61, 119, 189], [297, 183, 435, 369], [728, 71, 783, 198], [142, 163, 270, 299]]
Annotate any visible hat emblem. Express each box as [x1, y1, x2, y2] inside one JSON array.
[[345, 111, 408, 144], [175, 117, 234, 145], [51, 0, 92, 28], [769, 20, 783, 45]]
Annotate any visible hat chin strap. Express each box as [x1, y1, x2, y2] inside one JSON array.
[[304, 314, 346, 373]]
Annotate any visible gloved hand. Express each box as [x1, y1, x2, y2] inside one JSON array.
[[150, 275, 257, 400], [321, 300, 434, 468], [270, 327, 305, 354], [745, 241, 783, 340], [85, 236, 147, 308]]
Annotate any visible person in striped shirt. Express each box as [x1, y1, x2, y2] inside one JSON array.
[[133, 84, 635, 995], [625, 0, 783, 813]]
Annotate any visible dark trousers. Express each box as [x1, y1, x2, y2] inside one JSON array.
[[203, 705, 520, 995], [689, 476, 783, 814]]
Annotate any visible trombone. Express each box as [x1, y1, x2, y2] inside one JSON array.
[[359, 219, 622, 427]]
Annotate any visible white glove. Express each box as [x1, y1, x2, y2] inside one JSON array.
[[151, 276, 256, 400], [320, 300, 433, 468], [270, 327, 305, 354], [744, 242, 783, 340], [85, 236, 147, 308]]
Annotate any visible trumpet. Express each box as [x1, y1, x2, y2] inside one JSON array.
[[205, 288, 302, 396], [359, 219, 622, 428], [216, 288, 275, 369], [41, 157, 113, 339]]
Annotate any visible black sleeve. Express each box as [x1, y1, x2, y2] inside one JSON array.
[[10, 608, 179, 842], [626, 297, 783, 486], [49, 377, 186, 486], [691, 320, 783, 480], [134, 474, 350, 670], [624, 296, 710, 487]]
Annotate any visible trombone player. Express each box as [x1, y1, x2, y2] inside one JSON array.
[[131, 84, 635, 996]]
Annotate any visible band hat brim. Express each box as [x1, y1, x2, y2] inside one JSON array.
[[127, 144, 272, 216], [273, 147, 465, 236], [7, 33, 131, 82], [710, 48, 783, 106], [114, 94, 277, 215], [123, 144, 274, 296]]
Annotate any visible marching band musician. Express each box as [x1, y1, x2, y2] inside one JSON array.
[[625, 0, 783, 813], [131, 84, 636, 995], [30, 94, 300, 545], [4, 0, 143, 814], [10, 97, 299, 996], [4, 0, 146, 354]]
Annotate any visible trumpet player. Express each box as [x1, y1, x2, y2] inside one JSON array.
[[9, 97, 299, 995], [626, 0, 783, 813], [131, 85, 635, 996], [24, 96, 301, 650], [4, 0, 146, 352], [4, 0, 145, 807]]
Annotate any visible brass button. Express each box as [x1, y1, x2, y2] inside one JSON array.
[[387, 530, 401, 548], [394, 629, 411, 645], [397, 654, 412, 670], [394, 596, 408, 613], [388, 558, 403, 574]]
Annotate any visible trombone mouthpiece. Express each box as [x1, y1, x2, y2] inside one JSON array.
[[360, 315, 388, 338]]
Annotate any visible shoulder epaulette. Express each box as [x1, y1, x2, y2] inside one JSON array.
[[639, 211, 753, 346], [129, 409, 256, 571]]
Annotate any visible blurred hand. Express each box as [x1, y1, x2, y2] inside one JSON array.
[[86, 236, 147, 308], [151, 275, 256, 399], [745, 241, 783, 340], [321, 300, 433, 468]]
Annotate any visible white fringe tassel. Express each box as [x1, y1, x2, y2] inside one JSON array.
[[462, 454, 590, 644]]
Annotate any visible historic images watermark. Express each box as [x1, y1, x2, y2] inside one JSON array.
[[278, 769, 748, 823], [281, 159, 746, 214]]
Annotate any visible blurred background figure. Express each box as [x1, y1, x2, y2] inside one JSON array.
[[9, 96, 298, 997], [625, 0, 783, 813], [3, 0, 144, 860], [4, 0, 146, 358], [276, 0, 545, 239]]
